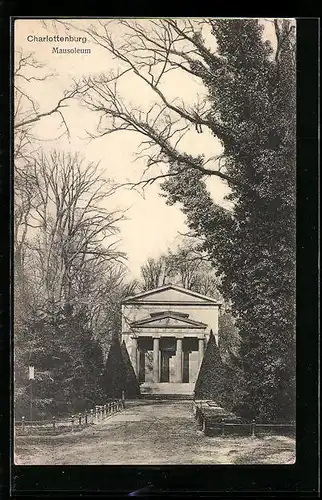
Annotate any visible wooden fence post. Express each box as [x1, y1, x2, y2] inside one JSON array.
[[202, 417, 207, 434], [78, 413, 82, 426], [121, 391, 125, 409], [90, 409, 94, 424], [21, 416, 25, 432], [52, 416, 56, 432], [85, 413, 88, 425], [104, 404, 107, 417], [95, 406, 99, 422], [71, 415, 75, 428], [251, 419, 256, 438]]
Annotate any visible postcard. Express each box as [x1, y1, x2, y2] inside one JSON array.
[[13, 18, 296, 466]]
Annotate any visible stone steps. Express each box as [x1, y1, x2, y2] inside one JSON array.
[[140, 393, 194, 400], [139, 382, 195, 396]]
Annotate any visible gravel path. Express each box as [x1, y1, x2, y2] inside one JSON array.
[[14, 400, 295, 465]]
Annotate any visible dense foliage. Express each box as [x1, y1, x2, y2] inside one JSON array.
[[194, 331, 235, 410], [14, 306, 105, 419], [162, 20, 296, 421], [102, 335, 140, 399]]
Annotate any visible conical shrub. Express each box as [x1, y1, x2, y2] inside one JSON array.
[[194, 330, 227, 405], [121, 340, 140, 398], [102, 333, 140, 399]]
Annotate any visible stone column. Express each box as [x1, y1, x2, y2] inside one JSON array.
[[198, 338, 204, 367], [132, 337, 138, 375], [176, 338, 183, 383], [153, 337, 160, 383]]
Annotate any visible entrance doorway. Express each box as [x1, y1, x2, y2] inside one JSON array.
[[138, 337, 153, 383], [160, 351, 170, 382], [160, 337, 176, 383], [182, 338, 198, 383]]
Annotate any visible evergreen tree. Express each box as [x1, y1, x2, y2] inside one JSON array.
[[194, 331, 226, 404], [121, 341, 140, 398], [15, 305, 105, 418], [102, 334, 140, 399], [51, 306, 105, 414], [161, 20, 296, 422]]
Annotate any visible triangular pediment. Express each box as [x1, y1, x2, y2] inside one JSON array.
[[131, 312, 207, 329], [123, 284, 221, 305]]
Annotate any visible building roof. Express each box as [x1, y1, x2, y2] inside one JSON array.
[[122, 284, 222, 306], [130, 311, 208, 329]]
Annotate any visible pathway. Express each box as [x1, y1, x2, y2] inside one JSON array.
[[14, 400, 295, 465]]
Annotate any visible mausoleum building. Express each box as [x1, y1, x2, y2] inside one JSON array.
[[121, 284, 221, 396]]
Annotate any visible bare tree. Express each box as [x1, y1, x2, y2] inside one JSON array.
[[140, 255, 170, 291], [12, 44, 136, 417], [14, 49, 88, 281], [91, 266, 140, 357], [14, 151, 128, 410], [23, 151, 125, 312], [45, 18, 294, 195], [139, 237, 222, 296], [166, 238, 222, 298], [14, 49, 87, 149]]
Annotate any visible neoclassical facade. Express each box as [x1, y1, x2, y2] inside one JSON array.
[[121, 284, 221, 396]]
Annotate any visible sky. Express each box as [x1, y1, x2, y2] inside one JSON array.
[[14, 18, 280, 279]]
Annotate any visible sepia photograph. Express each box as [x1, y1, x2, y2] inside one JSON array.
[[13, 17, 296, 466]]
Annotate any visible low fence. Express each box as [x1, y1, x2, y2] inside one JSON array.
[[198, 420, 296, 438], [15, 399, 125, 435], [192, 400, 295, 438]]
